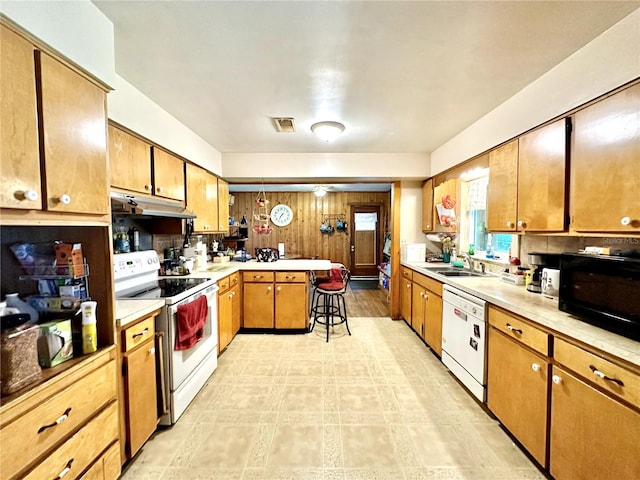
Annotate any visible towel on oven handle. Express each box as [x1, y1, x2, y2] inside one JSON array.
[[175, 295, 208, 351]]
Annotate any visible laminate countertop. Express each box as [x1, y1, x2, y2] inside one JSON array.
[[115, 299, 165, 328], [179, 259, 332, 282], [402, 261, 640, 370]]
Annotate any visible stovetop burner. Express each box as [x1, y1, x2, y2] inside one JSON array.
[[158, 277, 210, 297]]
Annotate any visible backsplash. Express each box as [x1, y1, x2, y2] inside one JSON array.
[[520, 235, 640, 267]]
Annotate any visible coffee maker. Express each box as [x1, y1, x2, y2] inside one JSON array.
[[527, 252, 561, 293]]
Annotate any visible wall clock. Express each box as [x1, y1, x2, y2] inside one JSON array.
[[270, 204, 293, 226]]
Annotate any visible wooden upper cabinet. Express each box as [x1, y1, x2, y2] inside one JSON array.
[[0, 25, 41, 210], [570, 83, 640, 232], [186, 164, 219, 232], [487, 139, 519, 232], [218, 178, 230, 232], [38, 51, 109, 215], [433, 178, 459, 231], [517, 118, 568, 232], [421, 178, 434, 232], [152, 147, 185, 201], [108, 125, 152, 194]]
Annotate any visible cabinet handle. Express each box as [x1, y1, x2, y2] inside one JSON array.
[[286, 275, 296, 279], [149, 347, 156, 355], [254, 275, 263, 279], [506, 221, 513, 228], [517, 220, 526, 228], [620, 216, 631, 226], [506, 323, 523, 335], [589, 365, 624, 386], [132, 328, 149, 339], [267, 286, 272, 291], [531, 363, 541, 372], [229, 292, 235, 298], [58, 194, 71, 205], [426, 224, 431, 229], [21, 189, 39, 201], [552, 374, 563, 385], [406, 283, 411, 288], [156, 186, 164, 193], [145, 184, 153, 191], [37, 407, 72, 433], [277, 286, 281, 291], [54, 459, 74, 480]]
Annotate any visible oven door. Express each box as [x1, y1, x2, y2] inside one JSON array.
[[158, 284, 219, 391]]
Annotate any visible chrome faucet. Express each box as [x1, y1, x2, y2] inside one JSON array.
[[461, 253, 475, 271]]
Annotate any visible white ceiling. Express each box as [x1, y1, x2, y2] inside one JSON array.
[[93, 1, 638, 155]]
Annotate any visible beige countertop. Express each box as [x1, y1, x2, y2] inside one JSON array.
[[115, 259, 332, 324], [402, 261, 640, 370], [115, 299, 165, 328]]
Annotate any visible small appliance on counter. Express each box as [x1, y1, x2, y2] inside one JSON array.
[[526, 252, 561, 293]]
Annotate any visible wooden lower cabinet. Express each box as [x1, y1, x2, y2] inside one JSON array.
[[411, 272, 443, 356], [487, 327, 549, 466], [401, 278, 412, 325], [218, 272, 240, 352], [0, 348, 120, 479], [120, 314, 159, 460], [79, 442, 121, 480], [550, 365, 640, 480], [243, 271, 308, 329]]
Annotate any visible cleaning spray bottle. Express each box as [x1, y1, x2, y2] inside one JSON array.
[[81, 301, 98, 354]]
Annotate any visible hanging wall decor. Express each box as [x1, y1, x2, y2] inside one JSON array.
[[252, 185, 272, 235]]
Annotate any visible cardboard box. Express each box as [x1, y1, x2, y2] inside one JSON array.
[[54, 243, 84, 277], [37, 319, 74, 367]]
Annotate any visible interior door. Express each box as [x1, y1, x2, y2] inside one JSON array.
[[349, 205, 382, 278]]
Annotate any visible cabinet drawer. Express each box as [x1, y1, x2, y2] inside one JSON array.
[[401, 267, 413, 281], [23, 401, 119, 480], [123, 316, 155, 351], [554, 338, 640, 409], [488, 306, 550, 356], [0, 359, 117, 479], [275, 271, 306, 283], [229, 272, 240, 287], [413, 272, 442, 296], [243, 271, 274, 282], [218, 275, 231, 292]]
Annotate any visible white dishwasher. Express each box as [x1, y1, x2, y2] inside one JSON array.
[[441, 285, 487, 402]]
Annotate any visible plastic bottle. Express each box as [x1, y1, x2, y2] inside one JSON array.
[[5, 293, 39, 323], [128, 227, 140, 252], [81, 301, 98, 354]]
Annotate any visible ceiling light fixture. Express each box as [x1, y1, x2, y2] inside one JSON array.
[[311, 121, 345, 142], [313, 185, 328, 197]]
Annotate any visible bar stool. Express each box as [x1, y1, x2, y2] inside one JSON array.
[[309, 265, 351, 342]]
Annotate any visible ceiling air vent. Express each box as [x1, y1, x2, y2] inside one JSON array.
[[273, 117, 296, 133]]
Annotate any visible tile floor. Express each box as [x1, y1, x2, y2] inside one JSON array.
[[121, 318, 546, 480]]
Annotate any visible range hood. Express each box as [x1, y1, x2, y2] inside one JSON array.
[[110, 191, 196, 219]]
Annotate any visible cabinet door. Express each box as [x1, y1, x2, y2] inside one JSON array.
[[400, 279, 412, 325], [186, 164, 209, 231], [206, 170, 219, 232], [424, 291, 442, 356], [275, 283, 307, 329], [152, 147, 185, 201], [230, 283, 241, 335], [433, 178, 459, 231], [218, 178, 230, 232], [411, 286, 426, 339], [570, 83, 640, 232], [124, 340, 158, 457], [218, 288, 233, 353], [421, 178, 434, 232], [487, 139, 519, 232], [550, 366, 640, 480], [487, 328, 549, 467], [243, 282, 274, 328], [38, 52, 109, 214], [517, 118, 567, 232], [108, 124, 152, 194], [0, 25, 41, 210]]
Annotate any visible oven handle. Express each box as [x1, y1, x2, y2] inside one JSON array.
[[155, 331, 169, 417]]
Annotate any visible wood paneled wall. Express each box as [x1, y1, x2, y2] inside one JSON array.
[[229, 190, 391, 269]]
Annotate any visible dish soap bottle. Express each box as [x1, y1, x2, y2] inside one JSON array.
[[81, 301, 98, 354]]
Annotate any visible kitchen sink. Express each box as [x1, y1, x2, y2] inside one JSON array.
[[425, 267, 488, 277]]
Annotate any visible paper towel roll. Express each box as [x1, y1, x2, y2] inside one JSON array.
[[278, 243, 285, 257]]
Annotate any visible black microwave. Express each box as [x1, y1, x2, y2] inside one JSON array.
[[559, 253, 640, 341]]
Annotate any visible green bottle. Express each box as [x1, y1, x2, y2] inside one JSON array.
[[468, 244, 475, 255]]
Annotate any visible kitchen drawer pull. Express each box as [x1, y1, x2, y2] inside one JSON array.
[[58, 194, 71, 205], [589, 365, 625, 386], [531, 363, 541, 372], [267, 286, 272, 291], [38, 407, 72, 433], [552, 374, 563, 385], [277, 286, 282, 291], [254, 275, 263, 279], [132, 328, 149, 339], [156, 186, 164, 193], [506, 323, 523, 334], [285, 275, 296, 279], [23, 189, 39, 201], [54, 459, 74, 480]]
